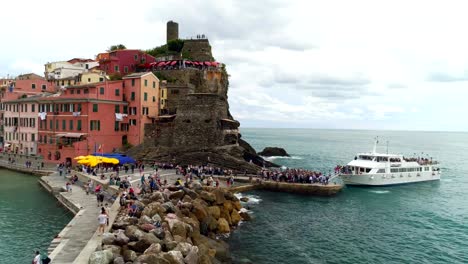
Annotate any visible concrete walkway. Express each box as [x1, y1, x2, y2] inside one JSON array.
[[43, 174, 102, 264]]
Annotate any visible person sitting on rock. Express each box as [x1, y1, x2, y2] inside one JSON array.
[[127, 201, 138, 217]]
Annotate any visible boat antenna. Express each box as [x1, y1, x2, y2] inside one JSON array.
[[373, 137, 378, 154], [386, 140, 389, 154]]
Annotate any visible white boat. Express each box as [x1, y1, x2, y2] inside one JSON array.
[[339, 139, 441, 186]]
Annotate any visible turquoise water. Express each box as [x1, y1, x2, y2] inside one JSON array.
[[0, 169, 73, 263], [229, 129, 468, 263]]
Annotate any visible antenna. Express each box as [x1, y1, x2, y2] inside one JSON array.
[[372, 136, 379, 154], [386, 140, 389, 154]]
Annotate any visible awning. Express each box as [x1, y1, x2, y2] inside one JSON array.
[[170, 61, 177, 66], [3, 143, 10, 147], [56, 133, 85, 138]]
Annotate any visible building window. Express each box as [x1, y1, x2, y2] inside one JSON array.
[[71, 89, 75, 94], [114, 121, 119, 131], [77, 89, 81, 94], [84, 89, 89, 94], [134, 54, 138, 61], [56, 120, 59, 130], [49, 120, 53, 130], [124, 66, 128, 73], [115, 105, 120, 113], [90, 120, 101, 131], [77, 120, 82, 131], [115, 89, 120, 96], [99, 77, 104, 82], [41, 84, 46, 90], [88, 78, 91, 82], [152, 96, 156, 102], [131, 92, 135, 101], [144, 80, 148, 87], [32, 83, 36, 89], [93, 104, 98, 112], [144, 92, 148, 101], [131, 79, 135, 87], [62, 120, 66, 130], [153, 81, 156, 88], [100, 87, 105, 94], [114, 65, 119, 72], [69, 120, 73, 130], [123, 106, 128, 114], [77, 104, 82, 111]]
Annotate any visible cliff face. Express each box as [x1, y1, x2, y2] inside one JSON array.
[[127, 39, 277, 172]]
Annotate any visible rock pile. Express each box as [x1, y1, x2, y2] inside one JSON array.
[[90, 185, 250, 264]]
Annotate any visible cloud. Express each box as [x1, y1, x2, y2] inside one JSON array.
[[426, 72, 468, 82]]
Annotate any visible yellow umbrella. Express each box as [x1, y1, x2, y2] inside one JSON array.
[[77, 159, 90, 165], [102, 157, 119, 164], [74, 156, 87, 160]]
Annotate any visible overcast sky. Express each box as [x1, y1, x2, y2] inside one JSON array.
[[1, 0, 467, 131]]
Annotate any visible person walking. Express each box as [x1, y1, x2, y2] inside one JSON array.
[[33, 251, 41, 264], [97, 207, 108, 235]]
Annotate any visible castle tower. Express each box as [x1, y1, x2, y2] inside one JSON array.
[[167, 21, 179, 43]]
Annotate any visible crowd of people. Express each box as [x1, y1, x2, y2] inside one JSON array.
[[258, 168, 331, 185]]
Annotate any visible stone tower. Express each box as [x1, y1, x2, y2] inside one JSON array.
[[167, 21, 179, 43]]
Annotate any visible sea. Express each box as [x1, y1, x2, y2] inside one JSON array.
[[0, 169, 72, 263], [228, 128, 468, 264]]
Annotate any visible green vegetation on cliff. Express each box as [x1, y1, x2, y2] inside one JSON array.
[[146, 39, 185, 58]]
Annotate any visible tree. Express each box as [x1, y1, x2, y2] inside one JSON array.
[[167, 39, 184, 53], [108, 44, 127, 52]]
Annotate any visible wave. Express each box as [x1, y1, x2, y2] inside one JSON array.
[[235, 193, 262, 204], [441, 179, 453, 182], [262, 156, 304, 161], [368, 190, 390, 194]]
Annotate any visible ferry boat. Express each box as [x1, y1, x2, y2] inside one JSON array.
[[339, 139, 440, 186]]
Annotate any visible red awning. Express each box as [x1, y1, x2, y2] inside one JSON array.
[[204, 61, 211, 66], [158, 61, 167, 66], [185, 61, 192, 64], [170, 61, 177, 66], [212, 62, 219, 66]]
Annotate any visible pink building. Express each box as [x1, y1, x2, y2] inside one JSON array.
[[97, 49, 156, 75]]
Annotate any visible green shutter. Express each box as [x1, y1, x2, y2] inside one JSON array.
[[131, 92, 135, 101], [69, 120, 73, 130], [100, 87, 105, 94], [77, 120, 82, 131], [90, 120, 93, 131], [62, 120, 66, 130], [114, 121, 119, 131], [97, 121, 101, 131], [144, 92, 148, 101], [115, 105, 120, 113], [93, 104, 98, 112]]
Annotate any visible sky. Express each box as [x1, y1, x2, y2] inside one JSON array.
[[1, 0, 468, 131]]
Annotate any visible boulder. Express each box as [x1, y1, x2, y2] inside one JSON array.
[[89, 249, 113, 264], [174, 242, 193, 257], [207, 206, 220, 219], [192, 201, 208, 221], [149, 191, 164, 201], [223, 201, 233, 213], [131, 233, 160, 253], [135, 253, 170, 264], [240, 211, 252, 221], [184, 246, 199, 264], [220, 207, 232, 226], [202, 215, 218, 231], [102, 245, 122, 257], [164, 241, 179, 251], [162, 251, 185, 264], [182, 217, 200, 234], [184, 188, 199, 199], [169, 190, 185, 200], [181, 195, 193, 203], [191, 182, 203, 193], [231, 210, 241, 225], [144, 243, 162, 254], [152, 213, 162, 223], [140, 223, 156, 232], [162, 201, 177, 213], [113, 230, 130, 246], [152, 227, 166, 240], [212, 189, 226, 205], [125, 225, 144, 241], [101, 232, 115, 245], [112, 216, 138, 230], [217, 218, 230, 233], [122, 249, 137, 262], [169, 220, 187, 239], [258, 147, 290, 157], [112, 256, 125, 264], [139, 215, 153, 225], [240, 197, 249, 202], [200, 191, 216, 203], [192, 235, 231, 263], [233, 201, 242, 211], [224, 191, 237, 201]]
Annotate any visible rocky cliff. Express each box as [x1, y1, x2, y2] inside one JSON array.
[[127, 40, 277, 172]]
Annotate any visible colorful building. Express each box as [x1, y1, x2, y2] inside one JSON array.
[[97, 49, 156, 75], [122, 72, 160, 146]]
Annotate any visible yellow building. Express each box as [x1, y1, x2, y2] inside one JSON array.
[[80, 71, 108, 84]]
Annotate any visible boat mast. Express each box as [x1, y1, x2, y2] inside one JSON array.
[[373, 137, 378, 154]]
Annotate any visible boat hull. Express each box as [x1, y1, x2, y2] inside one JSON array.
[[340, 171, 441, 186]]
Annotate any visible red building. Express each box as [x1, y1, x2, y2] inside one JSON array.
[[97, 49, 156, 75], [36, 72, 160, 164]]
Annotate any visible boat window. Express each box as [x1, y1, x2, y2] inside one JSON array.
[[390, 168, 398, 173], [424, 167, 429, 171], [398, 168, 407, 172], [359, 155, 373, 161], [377, 169, 386, 173], [365, 168, 371, 173]]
